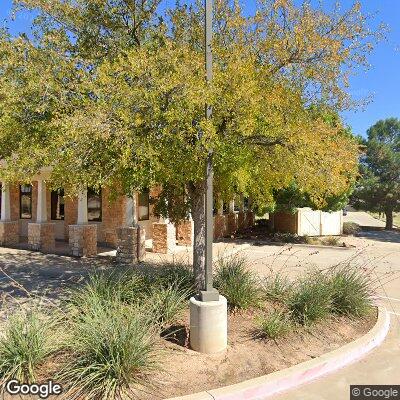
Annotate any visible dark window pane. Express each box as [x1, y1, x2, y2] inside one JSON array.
[[88, 188, 102, 222], [138, 190, 149, 221], [20, 184, 32, 219], [51, 189, 65, 220]]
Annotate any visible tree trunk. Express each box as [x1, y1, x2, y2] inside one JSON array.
[[188, 181, 206, 292], [385, 207, 393, 230]]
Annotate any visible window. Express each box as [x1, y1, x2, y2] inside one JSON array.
[[20, 184, 32, 219], [51, 189, 65, 220], [87, 188, 102, 222], [138, 190, 150, 221]]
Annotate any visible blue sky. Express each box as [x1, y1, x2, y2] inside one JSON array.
[[1, 0, 399, 138]]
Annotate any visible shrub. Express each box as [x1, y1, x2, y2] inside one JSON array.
[[59, 300, 159, 400], [328, 265, 373, 317], [154, 262, 195, 296], [262, 273, 292, 303], [69, 270, 147, 307], [0, 311, 57, 385], [343, 222, 361, 235], [257, 309, 293, 339], [214, 255, 261, 310], [287, 272, 333, 325], [321, 236, 340, 246], [144, 284, 190, 330]]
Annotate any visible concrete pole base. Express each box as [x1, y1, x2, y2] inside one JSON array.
[[189, 295, 228, 354]]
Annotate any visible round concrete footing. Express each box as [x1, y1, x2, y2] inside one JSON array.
[[189, 295, 228, 354]]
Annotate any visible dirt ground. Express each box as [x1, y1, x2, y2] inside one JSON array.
[[141, 308, 377, 400]]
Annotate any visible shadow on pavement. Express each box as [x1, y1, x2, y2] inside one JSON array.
[[356, 227, 400, 244]]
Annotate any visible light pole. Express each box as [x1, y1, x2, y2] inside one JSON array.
[[200, 0, 219, 303], [189, 0, 228, 354]]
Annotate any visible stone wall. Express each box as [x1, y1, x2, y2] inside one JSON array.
[[0, 221, 19, 246], [101, 188, 125, 246], [69, 224, 97, 257], [273, 211, 298, 234], [28, 222, 55, 253]]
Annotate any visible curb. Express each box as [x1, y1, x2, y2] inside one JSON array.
[[168, 307, 390, 400]]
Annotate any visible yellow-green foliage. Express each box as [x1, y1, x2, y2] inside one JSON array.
[[0, 0, 380, 208]]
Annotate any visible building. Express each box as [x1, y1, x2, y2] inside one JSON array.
[[0, 170, 255, 261]]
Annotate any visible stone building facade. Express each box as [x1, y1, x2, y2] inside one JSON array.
[[0, 174, 255, 259]]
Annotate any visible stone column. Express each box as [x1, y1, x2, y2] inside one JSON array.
[[238, 194, 246, 230], [0, 182, 19, 246], [69, 188, 97, 257], [214, 199, 226, 240], [28, 179, 55, 253], [227, 198, 238, 235], [246, 197, 255, 228], [153, 215, 176, 254], [116, 194, 146, 265], [177, 216, 194, 246]]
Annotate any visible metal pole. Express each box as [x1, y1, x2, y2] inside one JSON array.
[[200, 0, 219, 302]]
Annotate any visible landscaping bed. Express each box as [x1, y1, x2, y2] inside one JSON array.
[[144, 309, 376, 399], [0, 255, 377, 400]]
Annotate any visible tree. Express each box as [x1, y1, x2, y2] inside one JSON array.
[[0, 0, 380, 290], [352, 118, 400, 229]]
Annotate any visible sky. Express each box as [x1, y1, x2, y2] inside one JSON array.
[[1, 0, 399, 138]]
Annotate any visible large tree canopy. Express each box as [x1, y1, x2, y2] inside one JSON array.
[[352, 118, 400, 229], [0, 0, 381, 288]]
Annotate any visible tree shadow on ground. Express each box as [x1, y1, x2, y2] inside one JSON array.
[[356, 227, 400, 244], [0, 251, 114, 307]]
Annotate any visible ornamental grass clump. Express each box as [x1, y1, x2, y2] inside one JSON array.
[[287, 272, 333, 325], [0, 310, 57, 386], [214, 255, 261, 310], [262, 273, 292, 303], [328, 265, 374, 317], [154, 262, 195, 296], [256, 309, 293, 339], [59, 299, 160, 400], [144, 284, 190, 330], [69, 269, 147, 307]]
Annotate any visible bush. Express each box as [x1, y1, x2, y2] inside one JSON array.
[[262, 273, 292, 303], [328, 265, 373, 317], [343, 222, 361, 235], [154, 262, 195, 296], [257, 309, 292, 339], [287, 272, 333, 325], [144, 284, 190, 330], [59, 300, 159, 400], [0, 311, 57, 385], [69, 270, 147, 307], [321, 236, 340, 246], [214, 255, 261, 310]]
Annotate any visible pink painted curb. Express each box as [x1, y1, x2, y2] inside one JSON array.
[[168, 307, 390, 400]]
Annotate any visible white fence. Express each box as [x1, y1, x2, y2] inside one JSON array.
[[275, 208, 343, 236]]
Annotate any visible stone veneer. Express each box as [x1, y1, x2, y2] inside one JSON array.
[[116, 226, 146, 264], [69, 224, 97, 257], [0, 221, 19, 246], [153, 222, 176, 254], [214, 215, 227, 240], [237, 211, 246, 230], [176, 220, 194, 246], [28, 223, 55, 253], [227, 212, 238, 236]]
